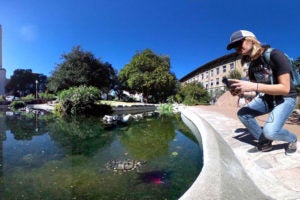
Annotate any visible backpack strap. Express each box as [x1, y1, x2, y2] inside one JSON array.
[[263, 48, 274, 85], [263, 48, 273, 64], [263, 48, 277, 107]]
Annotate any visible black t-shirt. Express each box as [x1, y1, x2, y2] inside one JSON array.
[[248, 48, 297, 104]]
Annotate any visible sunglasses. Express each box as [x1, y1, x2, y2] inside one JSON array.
[[233, 39, 245, 49]]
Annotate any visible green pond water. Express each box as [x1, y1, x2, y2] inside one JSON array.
[[0, 110, 203, 200]]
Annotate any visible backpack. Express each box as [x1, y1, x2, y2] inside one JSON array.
[[264, 48, 300, 87]]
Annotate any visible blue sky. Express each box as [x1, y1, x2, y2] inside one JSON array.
[[1, 0, 299, 80]]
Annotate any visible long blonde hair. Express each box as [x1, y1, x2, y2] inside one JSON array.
[[241, 36, 267, 64]]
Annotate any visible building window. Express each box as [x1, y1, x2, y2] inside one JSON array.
[[222, 65, 226, 73], [201, 73, 204, 80], [210, 69, 214, 76], [216, 67, 219, 75], [206, 71, 208, 78], [216, 78, 219, 85], [230, 63, 234, 70], [210, 80, 214, 86]]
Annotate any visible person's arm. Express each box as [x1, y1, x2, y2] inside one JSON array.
[[229, 73, 290, 96]]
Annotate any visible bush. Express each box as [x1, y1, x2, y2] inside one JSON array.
[[158, 103, 173, 115], [21, 94, 35, 103], [0, 97, 5, 104], [228, 69, 242, 79], [179, 82, 210, 105], [9, 100, 26, 110], [38, 92, 56, 100], [58, 85, 112, 116]]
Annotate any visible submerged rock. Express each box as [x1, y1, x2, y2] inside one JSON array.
[[105, 159, 146, 173]]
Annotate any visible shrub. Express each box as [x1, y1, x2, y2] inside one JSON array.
[[58, 85, 112, 116], [9, 100, 26, 110], [228, 69, 242, 79], [179, 82, 210, 105], [38, 92, 56, 100], [158, 103, 173, 115], [21, 94, 35, 103]]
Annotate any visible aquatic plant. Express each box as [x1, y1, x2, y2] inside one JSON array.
[[158, 103, 173, 115]]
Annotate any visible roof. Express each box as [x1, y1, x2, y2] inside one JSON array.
[[179, 52, 240, 82]]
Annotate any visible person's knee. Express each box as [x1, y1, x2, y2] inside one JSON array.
[[237, 107, 244, 118], [237, 107, 251, 119], [263, 128, 276, 140]]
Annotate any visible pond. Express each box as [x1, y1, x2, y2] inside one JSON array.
[[0, 109, 203, 200]]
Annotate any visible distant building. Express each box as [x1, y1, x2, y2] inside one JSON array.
[[179, 52, 248, 98], [0, 24, 7, 95]]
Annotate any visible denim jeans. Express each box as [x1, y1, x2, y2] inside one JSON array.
[[237, 95, 297, 142]]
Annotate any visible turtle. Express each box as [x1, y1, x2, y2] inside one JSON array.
[[105, 159, 146, 173]]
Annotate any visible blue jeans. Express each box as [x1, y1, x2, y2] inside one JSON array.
[[237, 95, 297, 142]]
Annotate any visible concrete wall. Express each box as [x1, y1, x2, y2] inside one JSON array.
[[179, 109, 271, 200]]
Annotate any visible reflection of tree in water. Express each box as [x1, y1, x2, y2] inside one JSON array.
[[0, 112, 7, 141], [4, 113, 54, 140], [161, 113, 198, 143], [48, 117, 115, 156], [118, 116, 177, 160]]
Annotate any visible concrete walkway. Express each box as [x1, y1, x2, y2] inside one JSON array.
[[180, 106, 300, 200]]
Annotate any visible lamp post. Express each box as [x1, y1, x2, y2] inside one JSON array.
[[35, 80, 38, 100]]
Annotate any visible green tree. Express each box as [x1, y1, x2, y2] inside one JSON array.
[[47, 46, 117, 94], [179, 82, 210, 105], [295, 56, 300, 68], [228, 69, 242, 79], [118, 49, 177, 103], [5, 69, 47, 97]]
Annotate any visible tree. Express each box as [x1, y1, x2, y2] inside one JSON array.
[[118, 49, 177, 103], [295, 57, 300, 69], [228, 69, 242, 79], [178, 82, 210, 105], [5, 69, 47, 97], [47, 46, 118, 94]]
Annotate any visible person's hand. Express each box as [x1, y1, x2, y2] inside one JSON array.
[[229, 87, 241, 96], [229, 79, 256, 93], [225, 79, 241, 96]]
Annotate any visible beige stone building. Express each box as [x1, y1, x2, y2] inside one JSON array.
[[179, 52, 248, 98]]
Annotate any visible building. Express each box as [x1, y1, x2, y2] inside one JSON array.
[[0, 24, 7, 96], [179, 52, 248, 98]]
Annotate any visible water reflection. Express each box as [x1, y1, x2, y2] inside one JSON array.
[[118, 117, 176, 160], [138, 170, 172, 185], [48, 117, 114, 156], [5, 112, 51, 140], [0, 110, 203, 200]]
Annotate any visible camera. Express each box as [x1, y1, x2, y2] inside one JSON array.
[[222, 77, 232, 88]]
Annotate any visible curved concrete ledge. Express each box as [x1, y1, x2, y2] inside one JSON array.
[[179, 108, 271, 200], [112, 105, 157, 115]]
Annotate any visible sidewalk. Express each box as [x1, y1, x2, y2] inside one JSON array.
[[187, 105, 300, 199]]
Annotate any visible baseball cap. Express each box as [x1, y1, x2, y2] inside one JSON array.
[[226, 30, 256, 50]]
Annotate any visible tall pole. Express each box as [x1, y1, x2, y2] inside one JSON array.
[[0, 24, 6, 96], [35, 80, 38, 99], [0, 24, 2, 69]]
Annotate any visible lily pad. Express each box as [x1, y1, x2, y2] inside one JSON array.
[[171, 152, 178, 156]]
